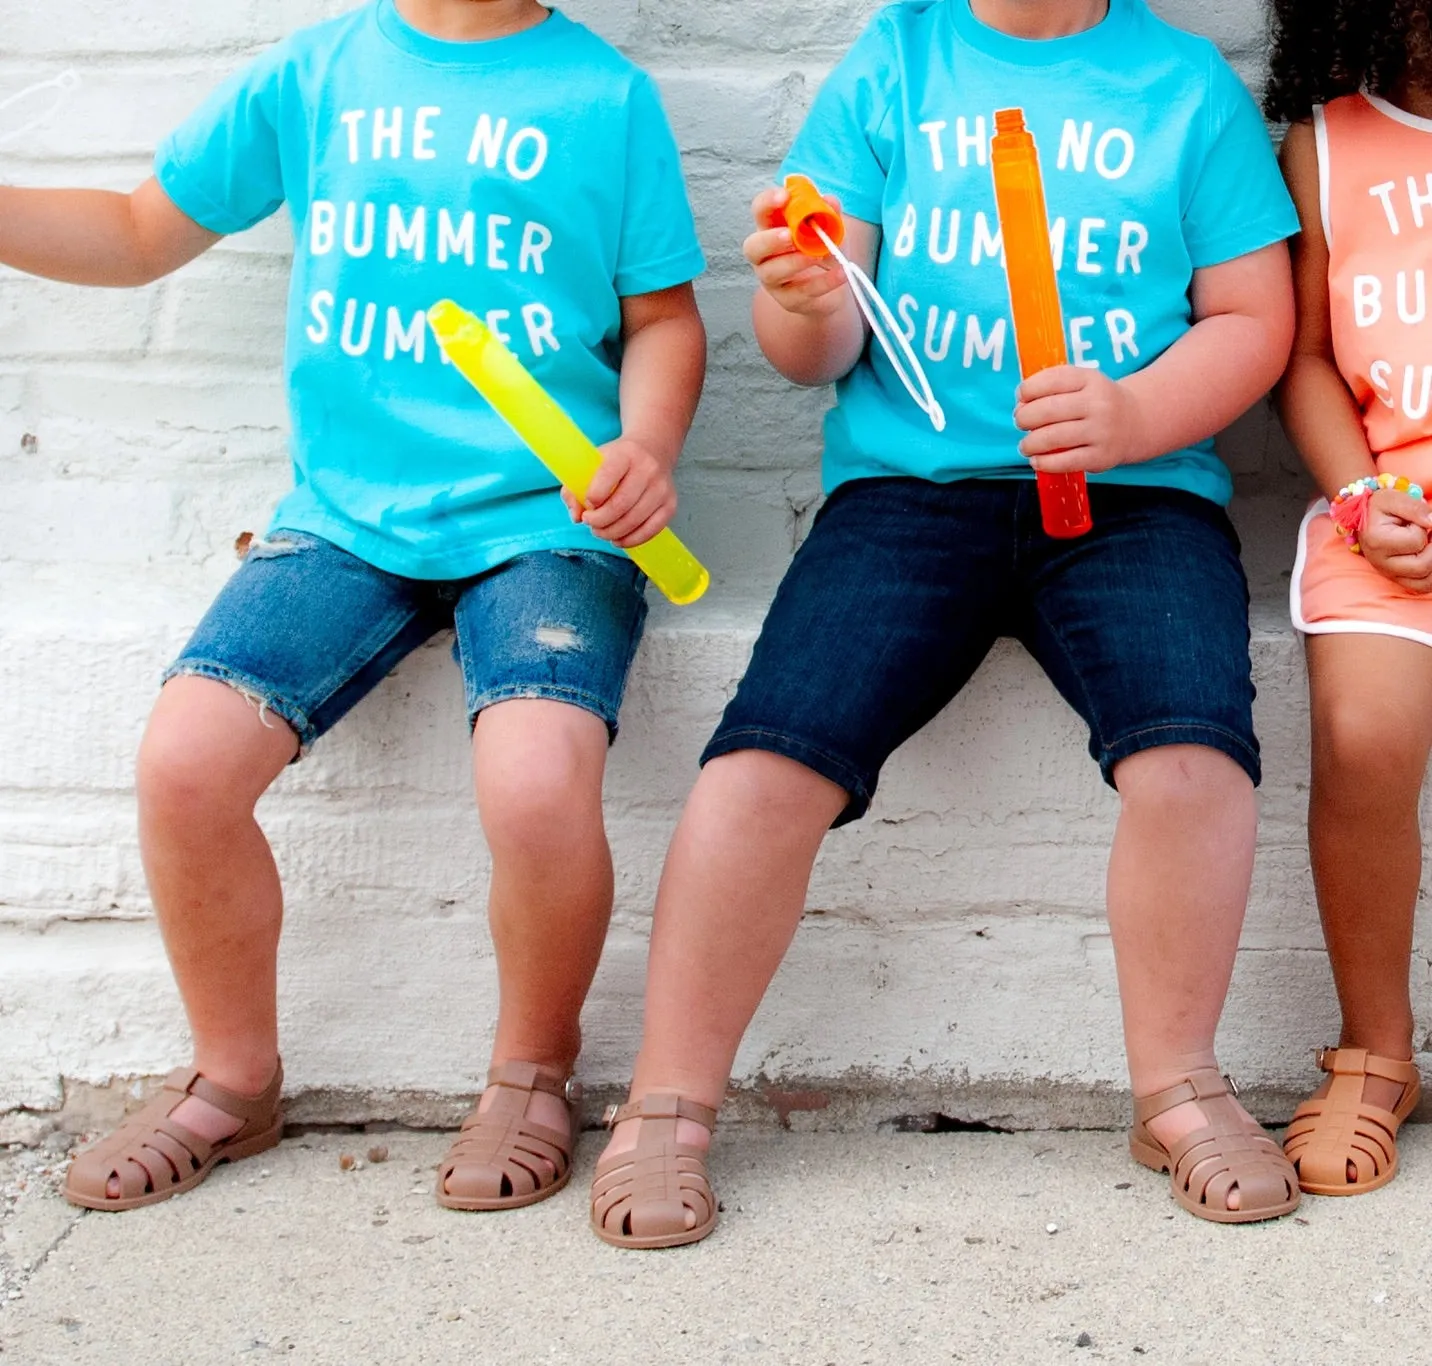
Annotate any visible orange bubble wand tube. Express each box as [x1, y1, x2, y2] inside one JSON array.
[[990, 110, 1093, 539]]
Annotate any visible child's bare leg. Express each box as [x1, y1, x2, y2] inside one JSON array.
[[133, 675, 296, 1175], [603, 750, 846, 1156], [1306, 634, 1432, 1109], [1105, 744, 1258, 1205], [470, 698, 617, 1144]]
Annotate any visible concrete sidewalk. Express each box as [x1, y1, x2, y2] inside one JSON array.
[[2, 1124, 1428, 1365]]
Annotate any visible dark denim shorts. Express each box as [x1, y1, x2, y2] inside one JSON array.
[[165, 532, 648, 751], [703, 478, 1259, 826]]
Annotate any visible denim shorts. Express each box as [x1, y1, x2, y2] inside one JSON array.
[[165, 532, 648, 751], [703, 477, 1259, 826]]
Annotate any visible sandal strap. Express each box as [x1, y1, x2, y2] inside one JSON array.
[[1164, 1093, 1270, 1172], [1317, 1047, 1421, 1088], [1286, 1049, 1422, 1190], [444, 1112, 572, 1167], [1130, 1068, 1297, 1219], [64, 1060, 284, 1208], [591, 1092, 719, 1246], [437, 1067, 577, 1206], [605, 1093, 718, 1131], [163, 1062, 285, 1131], [1132, 1067, 1231, 1126], [484, 1060, 572, 1101]]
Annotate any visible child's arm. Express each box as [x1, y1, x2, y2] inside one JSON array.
[[1273, 122, 1432, 591], [566, 281, 706, 550], [0, 178, 219, 286], [1014, 240, 1295, 475], [1272, 124, 1376, 493], [744, 185, 877, 387]]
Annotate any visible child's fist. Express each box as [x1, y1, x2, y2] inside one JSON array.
[[1014, 366, 1147, 474], [1359, 488, 1432, 593], [562, 437, 676, 549], [743, 186, 848, 317]]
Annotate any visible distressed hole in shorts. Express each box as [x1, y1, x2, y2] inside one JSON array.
[[170, 667, 286, 737], [238, 532, 309, 561], [534, 623, 583, 652], [234, 685, 280, 730]]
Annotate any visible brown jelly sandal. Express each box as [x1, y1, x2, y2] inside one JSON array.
[[435, 1061, 579, 1211], [64, 1062, 284, 1211], [589, 1093, 718, 1249], [1283, 1047, 1422, 1196], [1129, 1068, 1300, 1224]]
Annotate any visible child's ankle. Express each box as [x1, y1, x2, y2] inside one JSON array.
[[191, 1053, 281, 1097]]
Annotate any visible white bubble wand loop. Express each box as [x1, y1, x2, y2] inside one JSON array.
[[0, 70, 80, 148], [812, 222, 946, 434], [781, 173, 945, 432]]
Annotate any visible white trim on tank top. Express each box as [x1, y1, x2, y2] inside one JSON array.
[[1362, 90, 1432, 135], [1312, 104, 1332, 249]]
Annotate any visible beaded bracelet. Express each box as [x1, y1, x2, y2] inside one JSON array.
[[1329, 473, 1427, 553]]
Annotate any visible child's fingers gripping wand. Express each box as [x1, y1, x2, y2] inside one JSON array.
[[989, 110, 1093, 539], [427, 300, 710, 606], [781, 175, 945, 433]]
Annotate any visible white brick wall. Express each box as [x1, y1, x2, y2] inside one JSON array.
[[3, 0, 1425, 1133]]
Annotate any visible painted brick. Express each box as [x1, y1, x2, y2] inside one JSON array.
[[5, 0, 1424, 1127]]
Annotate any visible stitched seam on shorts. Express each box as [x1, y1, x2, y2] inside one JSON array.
[[304, 599, 432, 720], [1101, 721, 1258, 767], [607, 579, 648, 715], [1027, 596, 1107, 754], [704, 726, 871, 805], [1100, 723, 1261, 789], [467, 683, 620, 734], [162, 661, 315, 748]]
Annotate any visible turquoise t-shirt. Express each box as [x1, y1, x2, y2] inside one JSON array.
[[155, 1, 705, 579], [782, 0, 1298, 505]]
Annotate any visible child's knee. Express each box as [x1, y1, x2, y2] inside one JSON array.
[[137, 729, 243, 827], [478, 734, 604, 855], [1114, 744, 1252, 821], [697, 748, 847, 829], [137, 681, 291, 824], [1315, 694, 1415, 778]]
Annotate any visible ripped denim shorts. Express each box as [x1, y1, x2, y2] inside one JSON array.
[[164, 530, 648, 752]]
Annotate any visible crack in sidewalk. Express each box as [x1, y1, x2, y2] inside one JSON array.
[[0, 1152, 85, 1308]]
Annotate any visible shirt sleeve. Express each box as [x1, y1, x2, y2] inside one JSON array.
[[780, 13, 897, 225], [613, 72, 706, 297], [153, 44, 288, 235], [1181, 52, 1299, 269]]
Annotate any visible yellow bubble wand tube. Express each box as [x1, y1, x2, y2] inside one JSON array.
[[427, 299, 709, 606]]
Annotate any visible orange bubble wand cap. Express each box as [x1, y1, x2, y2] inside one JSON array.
[[778, 175, 945, 432], [783, 174, 845, 258]]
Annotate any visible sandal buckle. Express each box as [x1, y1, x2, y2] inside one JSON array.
[[602, 1103, 620, 1129], [1222, 1073, 1240, 1098], [564, 1078, 583, 1106], [1316, 1047, 1332, 1071]]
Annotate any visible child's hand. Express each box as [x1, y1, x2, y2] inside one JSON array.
[[743, 186, 848, 317], [1359, 489, 1432, 593], [560, 437, 676, 549], [1014, 367, 1147, 474]]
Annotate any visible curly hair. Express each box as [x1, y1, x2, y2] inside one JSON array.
[[1265, 0, 1432, 122]]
